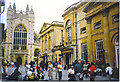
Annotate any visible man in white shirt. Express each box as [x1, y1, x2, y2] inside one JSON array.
[[25, 63, 31, 74], [27, 68, 33, 77], [105, 63, 112, 81], [57, 62, 62, 81], [68, 66, 75, 81]]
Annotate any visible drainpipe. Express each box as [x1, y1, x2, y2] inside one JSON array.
[[75, 13, 78, 60]]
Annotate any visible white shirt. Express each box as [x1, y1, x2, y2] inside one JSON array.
[[26, 65, 31, 69], [105, 66, 112, 75], [57, 64, 62, 71], [11, 62, 14, 65], [27, 71, 32, 76], [68, 68, 74, 74]]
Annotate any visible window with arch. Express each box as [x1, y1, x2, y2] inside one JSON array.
[[13, 24, 27, 50], [66, 20, 71, 41]]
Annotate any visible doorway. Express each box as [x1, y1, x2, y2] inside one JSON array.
[[16, 57, 22, 65], [66, 53, 70, 68]]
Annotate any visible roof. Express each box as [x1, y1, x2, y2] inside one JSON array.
[[39, 21, 64, 34], [62, 0, 86, 17]]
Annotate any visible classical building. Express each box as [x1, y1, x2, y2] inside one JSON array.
[[39, 21, 65, 63], [62, 1, 119, 68], [62, 1, 88, 67], [83, 2, 119, 68], [2, 3, 40, 65]]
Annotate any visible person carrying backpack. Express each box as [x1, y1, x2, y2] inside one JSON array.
[[74, 60, 82, 81]]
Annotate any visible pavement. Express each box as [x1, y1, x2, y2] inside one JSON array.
[[1, 65, 119, 81]]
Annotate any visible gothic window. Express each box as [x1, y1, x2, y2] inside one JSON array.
[[95, 40, 104, 60], [13, 24, 27, 50]]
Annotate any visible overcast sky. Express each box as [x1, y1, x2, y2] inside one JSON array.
[[1, 0, 80, 33]]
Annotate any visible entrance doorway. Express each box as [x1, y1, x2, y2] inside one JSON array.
[[115, 36, 119, 68], [16, 57, 22, 65], [66, 53, 70, 68]]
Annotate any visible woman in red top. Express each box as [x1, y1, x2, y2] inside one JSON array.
[[36, 64, 42, 73], [89, 62, 96, 81]]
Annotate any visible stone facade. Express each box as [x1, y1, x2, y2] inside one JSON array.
[[39, 21, 65, 64], [62, 1, 119, 68], [2, 3, 40, 65]]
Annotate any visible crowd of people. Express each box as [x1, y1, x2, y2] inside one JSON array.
[[2, 59, 113, 81]]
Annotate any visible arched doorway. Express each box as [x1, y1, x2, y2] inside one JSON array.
[[16, 57, 22, 65], [34, 49, 40, 62], [115, 36, 119, 68]]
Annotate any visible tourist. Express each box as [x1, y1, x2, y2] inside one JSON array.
[[68, 65, 75, 81], [26, 68, 33, 80], [82, 61, 89, 78], [64, 64, 68, 70], [11, 61, 14, 68], [40, 61, 44, 71], [25, 63, 31, 74], [37, 70, 44, 80], [74, 60, 82, 80], [48, 61, 53, 80], [9, 68, 21, 80], [89, 62, 96, 81], [37, 70, 42, 80], [2, 59, 8, 74], [36, 63, 43, 73], [54, 61, 58, 79], [45, 61, 48, 71], [105, 63, 112, 81], [57, 62, 62, 81]]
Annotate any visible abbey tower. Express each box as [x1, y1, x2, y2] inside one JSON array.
[[2, 3, 40, 65]]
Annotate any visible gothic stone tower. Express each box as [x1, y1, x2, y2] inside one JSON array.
[[4, 3, 35, 65]]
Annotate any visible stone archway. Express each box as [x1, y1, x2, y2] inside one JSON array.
[[16, 57, 22, 65], [34, 49, 40, 62]]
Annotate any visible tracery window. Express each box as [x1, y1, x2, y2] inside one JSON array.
[[13, 24, 27, 50]]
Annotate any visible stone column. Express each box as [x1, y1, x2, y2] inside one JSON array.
[[51, 30, 54, 48], [102, 9, 112, 66], [86, 17, 93, 62]]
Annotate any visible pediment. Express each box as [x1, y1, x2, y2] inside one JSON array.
[[39, 23, 51, 34]]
